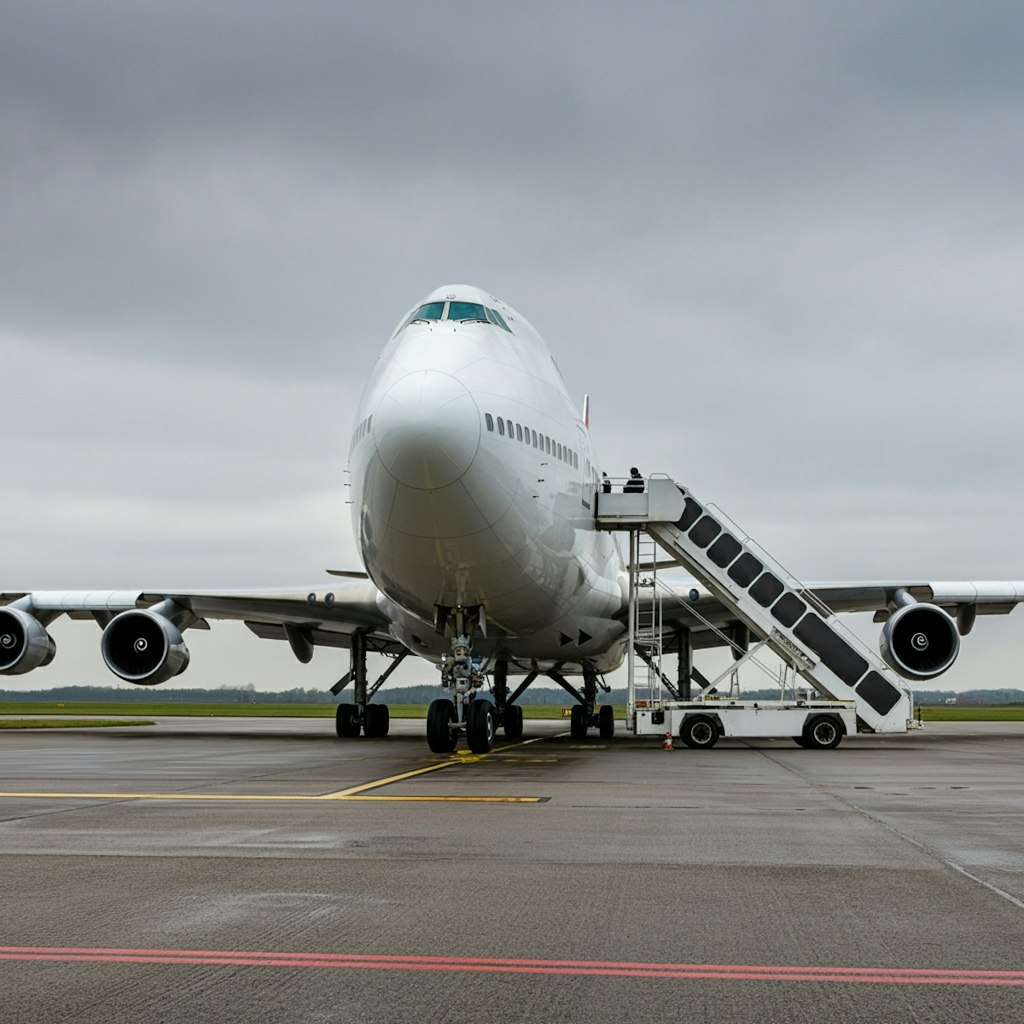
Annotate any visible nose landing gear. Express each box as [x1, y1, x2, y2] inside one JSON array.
[[426, 610, 521, 755]]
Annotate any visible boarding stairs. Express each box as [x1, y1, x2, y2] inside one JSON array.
[[629, 531, 667, 708], [596, 476, 914, 733]]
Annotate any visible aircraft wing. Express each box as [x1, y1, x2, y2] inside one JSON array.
[[0, 582, 403, 681], [653, 579, 1024, 651]]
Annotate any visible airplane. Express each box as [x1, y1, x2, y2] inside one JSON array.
[[3, 284, 1023, 753]]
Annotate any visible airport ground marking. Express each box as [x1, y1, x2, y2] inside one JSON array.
[[0, 734, 554, 804], [1, 946, 1023, 986], [320, 732, 552, 799]]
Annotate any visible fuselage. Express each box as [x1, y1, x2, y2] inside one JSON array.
[[349, 285, 626, 673]]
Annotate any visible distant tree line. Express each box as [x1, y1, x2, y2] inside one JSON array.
[[3, 684, 1021, 706], [0, 683, 599, 705]]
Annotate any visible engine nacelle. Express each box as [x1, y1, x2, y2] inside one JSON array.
[[0, 608, 57, 674], [880, 602, 960, 681], [101, 609, 190, 685]]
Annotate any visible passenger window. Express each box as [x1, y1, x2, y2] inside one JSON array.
[[498, 418, 505, 436], [531, 429, 538, 448], [485, 413, 494, 432], [515, 424, 523, 442], [545, 437, 551, 455]]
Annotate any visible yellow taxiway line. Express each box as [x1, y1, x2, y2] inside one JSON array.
[[0, 735, 556, 804]]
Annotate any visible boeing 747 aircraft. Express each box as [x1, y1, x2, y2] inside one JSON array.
[[3, 285, 1022, 752]]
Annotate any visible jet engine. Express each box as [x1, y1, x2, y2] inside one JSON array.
[[101, 609, 190, 685], [879, 602, 960, 680], [0, 608, 57, 674]]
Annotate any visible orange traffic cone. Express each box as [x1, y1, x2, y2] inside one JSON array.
[[662, 730, 674, 750]]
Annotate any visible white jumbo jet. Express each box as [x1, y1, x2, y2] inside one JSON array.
[[3, 284, 1023, 752]]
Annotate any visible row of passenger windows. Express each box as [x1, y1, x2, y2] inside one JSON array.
[[401, 301, 512, 333], [484, 413, 579, 469], [353, 414, 373, 441]]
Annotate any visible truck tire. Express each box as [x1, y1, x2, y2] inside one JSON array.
[[680, 714, 719, 749], [802, 715, 843, 750]]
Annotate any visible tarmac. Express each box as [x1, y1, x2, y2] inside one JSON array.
[[1, 716, 1023, 1023]]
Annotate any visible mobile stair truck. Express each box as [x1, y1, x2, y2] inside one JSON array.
[[595, 476, 916, 749]]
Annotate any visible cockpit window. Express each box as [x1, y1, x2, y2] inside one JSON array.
[[404, 301, 445, 326], [399, 299, 514, 334], [447, 301, 488, 322], [486, 307, 511, 332]]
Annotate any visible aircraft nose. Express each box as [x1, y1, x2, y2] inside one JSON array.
[[373, 371, 481, 489]]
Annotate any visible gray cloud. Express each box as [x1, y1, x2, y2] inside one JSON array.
[[3, 1, 1022, 690]]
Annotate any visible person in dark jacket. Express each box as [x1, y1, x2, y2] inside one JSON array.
[[601, 472, 612, 494], [623, 467, 644, 493]]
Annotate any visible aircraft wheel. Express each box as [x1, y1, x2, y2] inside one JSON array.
[[803, 715, 843, 750], [335, 703, 360, 739], [569, 704, 588, 740], [426, 699, 458, 753], [503, 704, 524, 739], [680, 715, 719, 749], [466, 700, 495, 754], [364, 704, 390, 738], [598, 704, 615, 739]]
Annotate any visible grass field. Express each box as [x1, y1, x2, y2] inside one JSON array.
[[0, 701, 590, 720], [0, 719, 155, 729], [918, 705, 1024, 722], [2, 702, 1022, 723]]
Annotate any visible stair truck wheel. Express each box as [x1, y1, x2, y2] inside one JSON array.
[[680, 714, 719, 749], [802, 714, 844, 750]]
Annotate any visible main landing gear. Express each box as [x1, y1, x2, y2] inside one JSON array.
[[563, 667, 614, 741], [333, 633, 408, 739]]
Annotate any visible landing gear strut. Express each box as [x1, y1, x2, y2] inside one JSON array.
[[493, 659, 523, 739], [426, 611, 524, 755], [333, 634, 407, 739], [428, 612, 495, 754], [557, 666, 613, 740]]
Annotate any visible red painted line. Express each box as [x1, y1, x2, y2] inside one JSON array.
[[1, 947, 1022, 986]]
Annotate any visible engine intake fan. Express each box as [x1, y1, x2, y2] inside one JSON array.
[[101, 608, 190, 685], [0, 607, 56, 674], [880, 602, 959, 680]]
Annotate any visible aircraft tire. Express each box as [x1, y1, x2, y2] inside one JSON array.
[[680, 714, 719, 749], [335, 703, 360, 739], [569, 704, 587, 740], [503, 704, 524, 739], [802, 715, 843, 750], [598, 704, 615, 739], [364, 704, 390, 738], [466, 699, 495, 754], [427, 699, 458, 753]]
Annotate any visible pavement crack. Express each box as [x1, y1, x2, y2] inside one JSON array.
[[750, 744, 1024, 913]]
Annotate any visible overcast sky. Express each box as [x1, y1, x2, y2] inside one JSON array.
[[3, 1, 1022, 694]]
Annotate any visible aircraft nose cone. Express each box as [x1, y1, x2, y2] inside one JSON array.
[[373, 371, 481, 489]]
